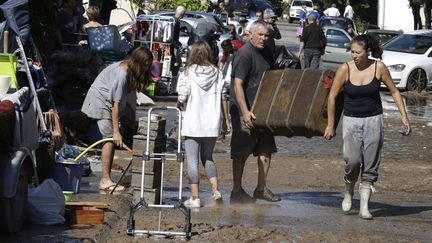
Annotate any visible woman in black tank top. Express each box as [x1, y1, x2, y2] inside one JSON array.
[[323, 34, 411, 220]]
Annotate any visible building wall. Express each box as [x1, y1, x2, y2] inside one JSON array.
[[109, 0, 138, 26], [378, 0, 413, 32]]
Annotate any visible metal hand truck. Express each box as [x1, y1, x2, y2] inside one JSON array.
[[127, 106, 191, 238]]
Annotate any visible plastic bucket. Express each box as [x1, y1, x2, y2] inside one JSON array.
[[0, 54, 18, 89], [53, 161, 82, 193]]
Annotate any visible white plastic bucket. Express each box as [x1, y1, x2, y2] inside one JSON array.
[[0, 75, 11, 97]]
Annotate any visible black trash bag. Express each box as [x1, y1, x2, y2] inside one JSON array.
[[275, 45, 301, 70]]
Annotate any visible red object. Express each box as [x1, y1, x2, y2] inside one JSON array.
[[0, 100, 15, 150], [232, 39, 245, 50], [151, 59, 162, 81], [322, 75, 334, 91]]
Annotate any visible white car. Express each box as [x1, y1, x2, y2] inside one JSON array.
[[289, 0, 313, 23], [381, 30, 432, 91]]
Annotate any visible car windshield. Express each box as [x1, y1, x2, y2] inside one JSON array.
[[369, 32, 400, 44], [383, 34, 432, 54], [292, 1, 312, 7], [321, 19, 348, 31]]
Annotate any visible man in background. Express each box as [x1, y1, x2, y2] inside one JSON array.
[[172, 6, 186, 75], [323, 3, 340, 17], [298, 14, 326, 69], [263, 8, 281, 55], [344, 0, 354, 20]]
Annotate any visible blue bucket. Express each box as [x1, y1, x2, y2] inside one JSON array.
[[53, 161, 82, 193]]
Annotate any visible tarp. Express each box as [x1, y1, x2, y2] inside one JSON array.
[[0, 0, 30, 44]]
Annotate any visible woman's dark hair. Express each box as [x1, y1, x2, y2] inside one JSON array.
[[186, 41, 214, 68], [352, 34, 383, 59], [221, 39, 234, 54], [124, 47, 153, 92]]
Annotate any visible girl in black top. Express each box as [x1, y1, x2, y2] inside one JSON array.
[[324, 34, 410, 219]]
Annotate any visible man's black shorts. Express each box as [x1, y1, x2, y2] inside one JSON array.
[[230, 105, 277, 162]]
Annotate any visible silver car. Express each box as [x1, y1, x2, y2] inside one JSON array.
[[156, 11, 232, 57], [321, 26, 353, 71]]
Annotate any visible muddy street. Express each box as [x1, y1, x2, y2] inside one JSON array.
[[1, 90, 431, 242], [101, 91, 432, 242]]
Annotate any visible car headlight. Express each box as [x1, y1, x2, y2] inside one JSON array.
[[387, 64, 405, 72]]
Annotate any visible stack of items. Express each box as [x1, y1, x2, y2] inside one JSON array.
[[131, 115, 167, 204]]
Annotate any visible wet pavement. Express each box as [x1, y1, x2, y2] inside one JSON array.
[[116, 90, 432, 242]]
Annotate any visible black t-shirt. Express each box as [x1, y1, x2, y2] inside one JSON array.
[[230, 40, 275, 110], [300, 23, 326, 50]]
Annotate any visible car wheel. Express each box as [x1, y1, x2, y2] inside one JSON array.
[[406, 68, 427, 92], [289, 17, 294, 23], [0, 165, 29, 234]]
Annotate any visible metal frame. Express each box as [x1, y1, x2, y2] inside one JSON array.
[[127, 106, 191, 239], [132, 15, 177, 94]]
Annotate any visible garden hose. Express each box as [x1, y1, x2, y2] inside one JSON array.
[[74, 138, 132, 162]]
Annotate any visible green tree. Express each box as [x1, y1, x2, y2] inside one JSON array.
[[133, 0, 208, 11]]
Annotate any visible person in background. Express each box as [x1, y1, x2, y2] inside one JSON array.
[[218, 39, 245, 139], [263, 8, 281, 55], [230, 20, 280, 204], [224, 0, 235, 17], [172, 6, 186, 75], [244, 9, 263, 36], [343, 0, 354, 20], [82, 5, 102, 33], [299, 5, 308, 25], [176, 41, 228, 208], [81, 47, 153, 194], [323, 3, 340, 17], [214, 1, 227, 15], [308, 5, 321, 23], [55, 0, 78, 46], [324, 34, 410, 219], [298, 14, 326, 69], [296, 5, 308, 38]]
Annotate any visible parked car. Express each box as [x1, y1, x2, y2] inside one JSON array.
[[319, 16, 357, 36], [1, 87, 36, 234], [226, 0, 282, 17], [156, 10, 229, 33], [250, 0, 283, 17], [288, 0, 313, 23], [381, 30, 432, 91], [321, 26, 353, 70], [364, 29, 402, 45]]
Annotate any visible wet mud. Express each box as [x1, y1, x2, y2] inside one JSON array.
[[106, 91, 432, 242]]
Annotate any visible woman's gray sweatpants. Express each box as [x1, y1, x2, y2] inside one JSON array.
[[184, 137, 218, 184], [342, 114, 384, 183]]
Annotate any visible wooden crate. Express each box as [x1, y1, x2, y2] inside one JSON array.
[[65, 202, 108, 225]]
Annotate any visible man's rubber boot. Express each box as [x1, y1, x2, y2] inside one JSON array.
[[359, 181, 373, 220], [342, 181, 355, 213]]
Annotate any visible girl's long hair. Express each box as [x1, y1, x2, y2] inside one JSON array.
[[123, 47, 153, 92], [186, 41, 214, 69]]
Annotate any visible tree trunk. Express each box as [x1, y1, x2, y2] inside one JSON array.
[[424, 0, 431, 29]]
